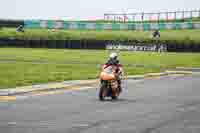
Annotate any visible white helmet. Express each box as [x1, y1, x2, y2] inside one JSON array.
[[109, 52, 118, 59]]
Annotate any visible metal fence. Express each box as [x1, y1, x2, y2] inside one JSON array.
[[104, 10, 200, 22]]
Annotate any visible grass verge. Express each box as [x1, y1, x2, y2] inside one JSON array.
[[0, 28, 200, 44], [0, 48, 200, 89]]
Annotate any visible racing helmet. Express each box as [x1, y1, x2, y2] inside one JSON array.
[[109, 52, 118, 60]]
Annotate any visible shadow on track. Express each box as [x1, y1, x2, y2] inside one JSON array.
[[96, 98, 137, 103]]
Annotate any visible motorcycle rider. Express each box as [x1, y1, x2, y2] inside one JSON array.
[[102, 52, 123, 92]]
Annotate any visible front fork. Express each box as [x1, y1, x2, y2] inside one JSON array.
[[100, 80, 112, 96]]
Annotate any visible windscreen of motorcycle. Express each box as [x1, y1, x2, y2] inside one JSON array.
[[103, 66, 114, 74]]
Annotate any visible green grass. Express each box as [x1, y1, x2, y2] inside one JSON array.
[[1, 28, 200, 44], [0, 48, 200, 89]]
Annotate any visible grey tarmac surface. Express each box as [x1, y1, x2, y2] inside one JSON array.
[[0, 75, 200, 133]]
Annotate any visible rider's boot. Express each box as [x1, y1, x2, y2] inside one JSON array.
[[118, 80, 122, 93]]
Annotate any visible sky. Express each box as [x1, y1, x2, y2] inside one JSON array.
[[0, 0, 199, 20]]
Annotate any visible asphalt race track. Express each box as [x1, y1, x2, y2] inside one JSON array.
[[0, 75, 200, 133]]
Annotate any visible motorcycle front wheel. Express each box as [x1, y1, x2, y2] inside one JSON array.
[[99, 81, 107, 101]]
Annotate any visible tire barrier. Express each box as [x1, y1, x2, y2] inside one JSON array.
[[0, 39, 106, 49], [0, 20, 24, 28], [0, 38, 200, 52]]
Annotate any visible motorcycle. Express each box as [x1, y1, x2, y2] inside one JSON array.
[[98, 65, 122, 101]]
